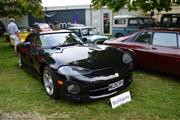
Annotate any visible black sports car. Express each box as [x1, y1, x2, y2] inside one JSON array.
[[17, 30, 133, 102]]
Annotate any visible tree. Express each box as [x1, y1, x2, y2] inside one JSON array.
[[91, 0, 180, 12], [0, 0, 43, 17]]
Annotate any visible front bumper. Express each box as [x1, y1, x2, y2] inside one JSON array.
[[57, 71, 133, 102]]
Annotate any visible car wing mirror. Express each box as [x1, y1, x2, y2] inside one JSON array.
[[82, 38, 87, 43], [23, 42, 31, 45]]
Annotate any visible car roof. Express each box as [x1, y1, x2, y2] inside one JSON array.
[[113, 15, 153, 19], [68, 26, 94, 29], [39, 29, 72, 34], [141, 28, 180, 33]]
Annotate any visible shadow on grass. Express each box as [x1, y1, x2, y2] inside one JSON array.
[[134, 68, 180, 82]]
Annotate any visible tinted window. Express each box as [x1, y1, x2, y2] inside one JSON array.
[[40, 32, 81, 48], [152, 33, 177, 47], [36, 37, 42, 47], [71, 29, 81, 37], [25, 34, 34, 44], [134, 32, 152, 44]]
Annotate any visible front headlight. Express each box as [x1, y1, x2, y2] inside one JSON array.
[[67, 84, 80, 94], [123, 53, 132, 64], [58, 66, 92, 76]]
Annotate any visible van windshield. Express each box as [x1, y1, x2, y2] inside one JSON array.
[[81, 28, 98, 36]]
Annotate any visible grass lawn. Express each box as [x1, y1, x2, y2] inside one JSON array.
[[0, 36, 180, 120]]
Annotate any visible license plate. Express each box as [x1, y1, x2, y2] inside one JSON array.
[[108, 80, 124, 91]]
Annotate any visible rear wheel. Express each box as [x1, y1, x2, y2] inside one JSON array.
[[115, 33, 123, 38], [43, 66, 60, 99]]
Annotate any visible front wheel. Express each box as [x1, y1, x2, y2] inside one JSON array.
[[43, 66, 60, 99]]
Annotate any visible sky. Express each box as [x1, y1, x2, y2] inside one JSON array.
[[42, 0, 91, 7]]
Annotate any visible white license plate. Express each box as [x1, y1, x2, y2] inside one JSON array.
[[108, 80, 124, 91]]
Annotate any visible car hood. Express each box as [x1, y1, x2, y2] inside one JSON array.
[[84, 35, 108, 42], [104, 34, 133, 44], [45, 45, 125, 70]]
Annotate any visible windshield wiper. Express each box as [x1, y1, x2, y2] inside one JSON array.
[[51, 44, 62, 49]]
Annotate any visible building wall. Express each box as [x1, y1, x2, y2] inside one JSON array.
[[28, 9, 86, 28], [86, 8, 113, 34]]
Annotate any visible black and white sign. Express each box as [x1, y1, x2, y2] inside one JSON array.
[[110, 91, 131, 109]]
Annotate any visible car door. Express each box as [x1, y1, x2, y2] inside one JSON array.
[[147, 32, 180, 75], [30, 34, 45, 74], [122, 31, 153, 67], [20, 33, 34, 66], [21, 33, 40, 69]]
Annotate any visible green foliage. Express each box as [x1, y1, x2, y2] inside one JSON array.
[[0, 0, 43, 18], [92, 0, 180, 12]]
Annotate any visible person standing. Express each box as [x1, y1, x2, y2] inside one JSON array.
[[7, 18, 19, 53]]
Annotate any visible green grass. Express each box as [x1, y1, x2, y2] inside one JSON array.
[[0, 36, 180, 120]]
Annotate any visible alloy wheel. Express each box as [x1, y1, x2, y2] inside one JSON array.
[[43, 69, 54, 96]]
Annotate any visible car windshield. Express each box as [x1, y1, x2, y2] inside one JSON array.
[[139, 18, 156, 25], [81, 28, 98, 36], [40, 32, 82, 48]]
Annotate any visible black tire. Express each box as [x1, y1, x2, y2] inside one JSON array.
[[115, 33, 123, 38], [43, 66, 60, 99]]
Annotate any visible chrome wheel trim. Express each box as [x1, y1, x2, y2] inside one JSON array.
[[43, 69, 54, 96]]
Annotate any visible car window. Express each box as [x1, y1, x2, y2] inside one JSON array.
[[71, 29, 81, 37], [114, 18, 126, 25], [134, 32, 152, 44], [81, 28, 98, 36], [128, 19, 138, 26], [25, 34, 34, 44], [36, 37, 42, 47], [152, 33, 177, 47], [40, 32, 81, 48]]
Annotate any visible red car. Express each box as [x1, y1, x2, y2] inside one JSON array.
[[104, 28, 180, 76]]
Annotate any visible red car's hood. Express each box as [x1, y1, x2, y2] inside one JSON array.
[[104, 34, 133, 44]]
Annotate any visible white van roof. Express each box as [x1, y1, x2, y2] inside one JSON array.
[[114, 15, 137, 19]]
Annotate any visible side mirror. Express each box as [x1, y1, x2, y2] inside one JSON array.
[[82, 38, 87, 43], [23, 42, 31, 45]]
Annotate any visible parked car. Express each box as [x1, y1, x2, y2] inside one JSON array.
[[17, 30, 133, 101], [112, 15, 158, 37], [10, 27, 30, 46], [69, 26, 108, 44], [0, 20, 6, 36], [104, 28, 180, 77], [32, 22, 53, 32], [160, 13, 180, 28]]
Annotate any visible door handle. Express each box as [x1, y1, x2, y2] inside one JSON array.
[[150, 46, 157, 50]]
